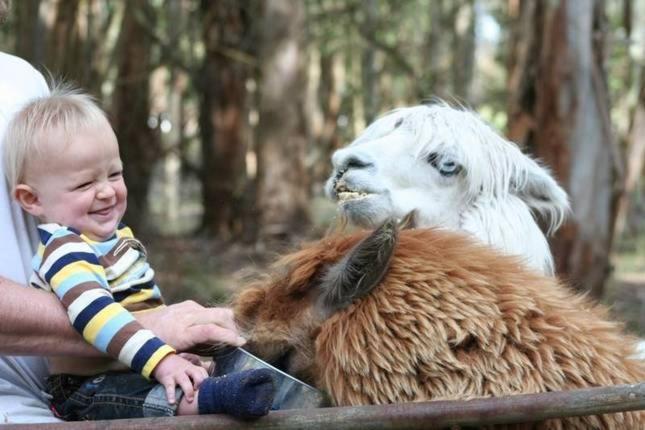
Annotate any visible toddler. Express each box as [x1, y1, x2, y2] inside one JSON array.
[[1, 85, 275, 421]]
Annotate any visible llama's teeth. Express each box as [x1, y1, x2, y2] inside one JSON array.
[[338, 191, 371, 203]]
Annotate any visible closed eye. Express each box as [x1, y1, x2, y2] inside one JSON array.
[[74, 181, 93, 191], [109, 171, 123, 179]]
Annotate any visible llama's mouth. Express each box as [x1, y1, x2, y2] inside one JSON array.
[[338, 191, 372, 203], [334, 181, 374, 203]]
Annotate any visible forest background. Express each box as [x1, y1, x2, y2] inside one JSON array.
[[1, 0, 644, 333]]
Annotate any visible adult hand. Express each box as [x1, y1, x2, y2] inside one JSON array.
[[136, 301, 246, 352]]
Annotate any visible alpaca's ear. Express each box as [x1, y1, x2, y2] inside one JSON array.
[[318, 218, 398, 314], [515, 157, 570, 235], [399, 210, 418, 229]]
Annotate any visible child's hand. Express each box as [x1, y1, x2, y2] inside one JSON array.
[[178, 352, 212, 372], [153, 353, 209, 404]]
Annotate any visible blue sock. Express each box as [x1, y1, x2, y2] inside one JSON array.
[[197, 369, 275, 419]]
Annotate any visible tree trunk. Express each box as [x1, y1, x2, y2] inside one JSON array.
[[13, 0, 44, 66], [314, 51, 343, 186], [506, 0, 538, 144], [111, 1, 158, 235], [615, 66, 645, 236], [450, 0, 476, 102], [506, 0, 619, 298], [198, 0, 252, 239], [361, 0, 378, 124], [423, 0, 448, 98], [256, 0, 310, 239], [46, 0, 81, 80], [78, 0, 110, 97]]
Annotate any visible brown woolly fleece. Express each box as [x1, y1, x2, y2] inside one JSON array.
[[234, 228, 645, 429]]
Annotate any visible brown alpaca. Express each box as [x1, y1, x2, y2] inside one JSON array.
[[233, 220, 645, 429]]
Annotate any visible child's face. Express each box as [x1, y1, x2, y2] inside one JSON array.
[[22, 122, 127, 241]]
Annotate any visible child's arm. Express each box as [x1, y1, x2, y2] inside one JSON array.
[[0, 277, 243, 357], [37, 228, 173, 378]]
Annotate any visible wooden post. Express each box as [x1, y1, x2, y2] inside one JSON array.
[[6, 383, 645, 429]]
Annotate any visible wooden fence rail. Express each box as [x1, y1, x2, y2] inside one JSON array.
[[6, 383, 645, 429]]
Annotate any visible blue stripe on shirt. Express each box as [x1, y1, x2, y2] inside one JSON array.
[[113, 283, 160, 303], [71, 295, 114, 334], [94, 310, 136, 352], [91, 237, 119, 256], [38, 228, 52, 244], [44, 252, 100, 283], [52, 272, 107, 299], [130, 337, 165, 374]]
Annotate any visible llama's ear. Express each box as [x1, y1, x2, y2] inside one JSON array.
[[318, 218, 398, 314], [399, 210, 418, 229], [514, 157, 570, 235]]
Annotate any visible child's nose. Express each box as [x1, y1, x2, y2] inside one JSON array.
[[96, 182, 116, 199]]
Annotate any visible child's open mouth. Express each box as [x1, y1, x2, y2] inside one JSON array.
[[91, 206, 114, 216]]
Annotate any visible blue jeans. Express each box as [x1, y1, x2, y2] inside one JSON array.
[[46, 372, 181, 421]]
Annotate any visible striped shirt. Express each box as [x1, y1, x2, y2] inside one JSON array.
[[30, 223, 174, 379]]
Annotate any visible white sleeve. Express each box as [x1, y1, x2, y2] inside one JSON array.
[[0, 52, 58, 424], [0, 52, 50, 284]]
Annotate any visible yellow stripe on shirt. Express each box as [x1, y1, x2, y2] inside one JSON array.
[[82, 302, 126, 343], [119, 288, 155, 307], [50, 260, 106, 291], [141, 345, 175, 379]]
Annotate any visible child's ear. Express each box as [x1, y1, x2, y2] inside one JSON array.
[[14, 184, 43, 217]]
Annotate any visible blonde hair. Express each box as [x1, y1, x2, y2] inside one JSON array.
[[2, 83, 111, 191]]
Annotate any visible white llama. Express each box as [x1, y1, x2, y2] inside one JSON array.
[[325, 103, 570, 275]]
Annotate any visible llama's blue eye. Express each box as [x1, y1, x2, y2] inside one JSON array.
[[427, 152, 462, 177], [439, 160, 461, 176], [442, 161, 457, 171]]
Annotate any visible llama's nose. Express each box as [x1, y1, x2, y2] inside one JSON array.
[[331, 147, 374, 174]]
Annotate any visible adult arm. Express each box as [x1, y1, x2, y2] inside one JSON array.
[[0, 276, 245, 356], [0, 275, 100, 356]]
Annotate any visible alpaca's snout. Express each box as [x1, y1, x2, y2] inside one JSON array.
[[331, 147, 375, 174]]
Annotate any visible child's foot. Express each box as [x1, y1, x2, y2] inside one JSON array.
[[197, 369, 275, 419]]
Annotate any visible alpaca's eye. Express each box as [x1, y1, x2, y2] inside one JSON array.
[[394, 118, 404, 128], [440, 161, 459, 174], [427, 152, 462, 177]]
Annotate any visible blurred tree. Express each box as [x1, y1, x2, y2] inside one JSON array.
[[2, 0, 640, 254], [423, 0, 450, 98], [615, 63, 645, 236], [506, 0, 619, 297], [450, 0, 476, 102], [256, 0, 310, 238], [46, 0, 80, 81], [361, 0, 378, 124], [311, 50, 343, 186], [198, 0, 254, 239], [303, 0, 348, 188], [12, 0, 44, 65], [111, 0, 159, 234], [613, 0, 644, 238], [14, 0, 108, 94], [77, 1, 118, 96]]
